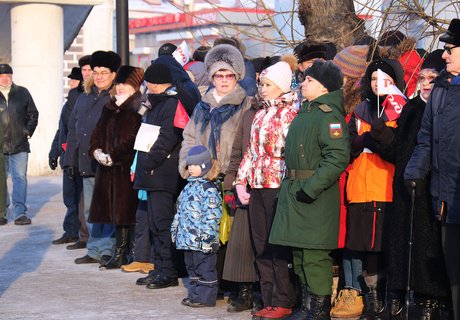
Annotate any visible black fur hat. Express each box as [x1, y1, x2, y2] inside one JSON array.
[[304, 60, 343, 92], [78, 55, 91, 68], [421, 49, 445, 73], [115, 65, 144, 90], [440, 19, 460, 46], [193, 46, 210, 62], [90, 51, 121, 72], [293, 41, 328, 63]]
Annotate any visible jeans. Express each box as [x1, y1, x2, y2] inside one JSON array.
[[342, 249, 364, 292], [83, 177, 115, 259], [5, 152, 28, 219], [62, 169, 80, 238]]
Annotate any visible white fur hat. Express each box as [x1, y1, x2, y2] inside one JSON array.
[[205, 44, 245, 81], [259, 61, 292, 93]]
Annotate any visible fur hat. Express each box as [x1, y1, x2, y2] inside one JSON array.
[[333, 45, 369, 78], [378, 30, 406, 47], [90, 51, 121, 72], [67, 67, 82, 81], [144, 63, 172, 84], [186, 145, 212, 177], [421, 49, 445, 73], [158, 43, 177, 57], [259, 61, 293, 93], [78, 55, 91, 68], [440, 19, 460, 46], [304, 60, 343, 92], [205, 44, 245, 81], [0, 64, 13, 74], [193, 46, 210, 62], [115, 65, 144, 90], [293, 41, 329, 63]]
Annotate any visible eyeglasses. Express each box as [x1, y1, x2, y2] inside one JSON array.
[[444, 45, 458, 55], [92, 71, 112, 77], [213, 73, 236, 81]]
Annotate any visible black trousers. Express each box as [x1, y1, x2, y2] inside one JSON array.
[[184, 250, 218, 305], [134, 200, 153, 262], [147, 191, 178, 279], [248, 188, 296, 308], [442, 221, 460, 320]]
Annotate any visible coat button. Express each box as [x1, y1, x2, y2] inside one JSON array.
[[82, 152, 86, 156]]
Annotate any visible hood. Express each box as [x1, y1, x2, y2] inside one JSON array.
[[309, 89, 345, 116], [362, 58, 405, 101]]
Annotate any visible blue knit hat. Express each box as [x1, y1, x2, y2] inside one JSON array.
[[186, 145, 212, 176]]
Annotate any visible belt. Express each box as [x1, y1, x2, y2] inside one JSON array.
[[286, 169, 314, 180]]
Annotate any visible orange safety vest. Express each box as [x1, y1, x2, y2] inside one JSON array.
[[346, 118, 396, 203]]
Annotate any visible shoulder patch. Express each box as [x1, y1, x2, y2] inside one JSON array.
[[329, 123, 343, 138], [318, 104, 333, 113]]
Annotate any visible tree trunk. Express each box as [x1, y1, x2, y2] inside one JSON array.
[[298, 0, 367, 50]]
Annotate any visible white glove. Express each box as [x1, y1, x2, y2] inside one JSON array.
[[93, 149, 113, 166], [105, 154, 113, 167]]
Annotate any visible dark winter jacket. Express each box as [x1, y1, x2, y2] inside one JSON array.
[[405, 70, 460, 223], [0, 83, 39, 154], [87, 92, 142, 225], [63, 84, 112, 176], [134, 87, 185, 195], [49, 86, 83, 168], [153, 55, 201, 115]]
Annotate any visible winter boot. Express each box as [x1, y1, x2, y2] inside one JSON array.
[[332, 289, 365, 318], [285, 283, 311, 320], [227, 282, 253, 313], [359, 272, 386, 320], [127, 225, 135, 264], [387, 297, 405, 319], [305, 294, 331, 320], [413, 298, 441, 320], [101, 226, 129, 269]]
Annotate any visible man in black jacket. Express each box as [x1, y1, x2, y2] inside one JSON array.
[[0, 64, 39, 226]]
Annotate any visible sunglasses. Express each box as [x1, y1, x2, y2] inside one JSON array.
[[444, 45, 458, 55], [213, 73, 236, 81]]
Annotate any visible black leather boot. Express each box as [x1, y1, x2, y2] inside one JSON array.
[[413, 298, 441, 320], [359, 273, 386, 320], [101, 226, 128, 269], [305, 294, 331, 320], [286, 283, 310, 319], [126, 225, 135, 264], [227, 282, 253, 312], [387, 297, 405, 319]]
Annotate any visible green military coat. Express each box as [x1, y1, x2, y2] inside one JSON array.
[[269, 90, 350, 250]]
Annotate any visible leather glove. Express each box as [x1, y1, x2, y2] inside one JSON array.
[[49, 157, 58, 170], [296, 189, 315, 204], [66, 166, 75, 180], [224, 191, 237, 210], [235, 184, 250, 205], [370, 117, 394, 145]]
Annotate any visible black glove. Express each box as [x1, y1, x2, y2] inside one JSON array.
[[66, 167, 75, 180], [48, 157, 58, 170], [296, 189, 315, 204], [370, 117, 394, 145]]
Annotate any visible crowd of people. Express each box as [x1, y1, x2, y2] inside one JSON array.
[[0, 18, 459, 320]]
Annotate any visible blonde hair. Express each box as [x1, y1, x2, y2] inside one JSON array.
[[204, 159, 220, 181]]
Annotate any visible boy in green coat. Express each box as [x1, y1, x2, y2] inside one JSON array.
[[269, 60, 350, 319]]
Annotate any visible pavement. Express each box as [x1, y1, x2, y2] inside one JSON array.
[[0, 175, 252, 320]]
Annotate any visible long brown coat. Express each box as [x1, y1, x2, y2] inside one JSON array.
[[88, 92, 142, 225]]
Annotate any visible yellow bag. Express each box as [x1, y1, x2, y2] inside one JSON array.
[[219, 199, 231, 245]]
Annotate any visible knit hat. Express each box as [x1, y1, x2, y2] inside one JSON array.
[[186, 145, 212, 177], [333, 45, 369, 78], [115, 65, 144, 91], [421, 49, 445, 73], [158, 43, 177, 57], [378, 30, 406, 47], [90, 50, 121, 72], [0, 64, 13, 74], [440, 19, 460, 46], [304, 60, 343, 92], [67, 67, 82, 81], [293, 41, 328, 63], [259, 61, 292, 93], [78, 55, 91, 68], [144, 63, 172, 84], [205, 44, 245, 81], [366, 59, 398, 87]]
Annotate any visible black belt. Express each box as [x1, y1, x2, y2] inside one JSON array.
[[286, 169, 314, 180]]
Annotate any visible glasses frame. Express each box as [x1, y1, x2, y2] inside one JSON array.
[[213, 73, 236, 81], [444, 45, 458, 55], [92, 71, 112, 78]]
